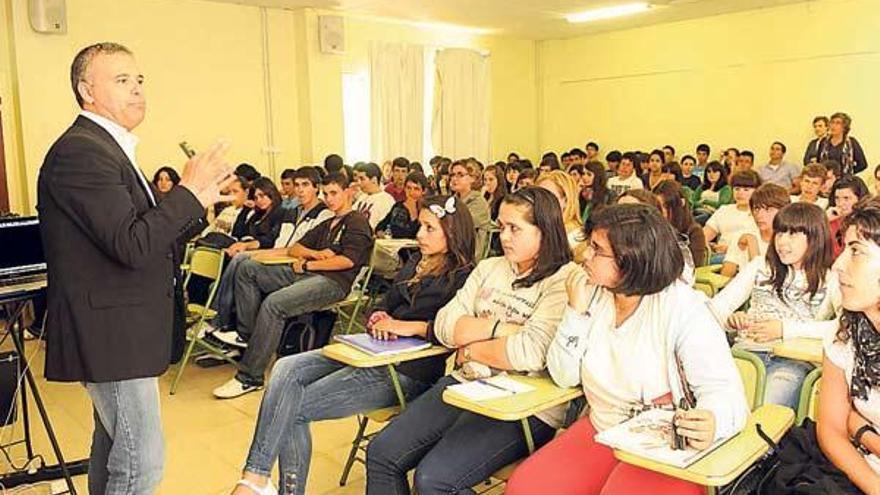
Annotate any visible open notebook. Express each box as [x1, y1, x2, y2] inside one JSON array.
[[595, 408, 732, 468], [334, 334, 431, 356], [446, 374, 536, 401]]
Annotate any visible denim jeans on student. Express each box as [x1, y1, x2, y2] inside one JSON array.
[[756, 351, 815, 410], [210, 254, 250, 330], [85, 377, 164, 495], [366, 375, 556, 495], [235, 262, 346, 384], [244, 350, 433, 495]]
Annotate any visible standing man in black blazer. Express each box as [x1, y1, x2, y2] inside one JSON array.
[[37, 42, 233, 494]]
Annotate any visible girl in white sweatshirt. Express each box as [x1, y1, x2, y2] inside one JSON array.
[[365, 187, 577, 495], [507, 203, 748, 495], [710, 202, 838, 409]]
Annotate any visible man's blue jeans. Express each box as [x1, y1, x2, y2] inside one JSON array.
[[85, 377, 164, 495]]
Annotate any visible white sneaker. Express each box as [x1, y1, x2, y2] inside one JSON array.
[[195, 322, 217, 340], [236, 479, 277, 495], [213, 329, 249, 348], [213, 377, 263, 399]]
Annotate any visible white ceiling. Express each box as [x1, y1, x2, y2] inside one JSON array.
[[205, 0, 812, 39]]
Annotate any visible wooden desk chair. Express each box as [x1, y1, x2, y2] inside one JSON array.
[[170, 247, 236, 394], [796, 366, 822, 426]]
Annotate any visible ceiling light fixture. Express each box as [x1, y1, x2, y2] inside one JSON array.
[[566, 2, 652, 23]]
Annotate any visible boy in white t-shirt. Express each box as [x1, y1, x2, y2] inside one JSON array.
[[720, 183, 790, 277], [352, 162, 395, 230], [790, 162, 829, 210], [704, 170, 761, 264], [606, 152, 644, 196]]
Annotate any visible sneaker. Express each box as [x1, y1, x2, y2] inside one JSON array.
[[235, 479, 277, 495], [212, 329, 249, 349], [195, 348, 241, 368], [195, 322, 217, 340], [213, 377, 262, 399]]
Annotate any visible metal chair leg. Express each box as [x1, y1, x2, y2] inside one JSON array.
[[340, 415, 370, 486]]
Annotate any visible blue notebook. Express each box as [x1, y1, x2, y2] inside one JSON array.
[[334, 334, 432, 356]]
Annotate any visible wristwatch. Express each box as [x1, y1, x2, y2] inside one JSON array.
[[853, 423, 877, 455], [302, 260, 309, 272]]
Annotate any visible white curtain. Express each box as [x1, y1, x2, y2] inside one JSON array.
[[433, 48, 491, 163], [369, 42, 424, 163]]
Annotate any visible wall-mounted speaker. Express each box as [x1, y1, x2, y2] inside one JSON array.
[[318, 15, 344, 55], [28, 0, 67, 34]]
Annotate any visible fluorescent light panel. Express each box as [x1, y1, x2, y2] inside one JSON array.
[[566, 2, 652, 23]]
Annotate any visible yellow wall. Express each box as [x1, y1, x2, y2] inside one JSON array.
[[537, 0, 880, 175], [2, 1, 537, 213]]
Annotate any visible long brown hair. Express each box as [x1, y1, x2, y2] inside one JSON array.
[[765, 203, 832, 301], [408, 195, 475, 287]]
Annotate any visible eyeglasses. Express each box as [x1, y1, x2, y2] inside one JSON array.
[[450, 171, 470, 179], [585, 240, 614, 259]]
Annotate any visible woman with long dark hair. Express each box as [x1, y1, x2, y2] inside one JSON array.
[[226, 177, 285, 257], [482, 164, 509, 220], [366, 187, 576, 494], [655, 180, 707, 267], [230, 195, 476, 495], [711, 202, 837, 408], [580, 161, 612, 222], [813, 199, 880, 493]]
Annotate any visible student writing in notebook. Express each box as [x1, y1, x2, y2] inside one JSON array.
[[506, 204, 748, 495], [365, 187, 577, 494], [229, 195, 475, 495]]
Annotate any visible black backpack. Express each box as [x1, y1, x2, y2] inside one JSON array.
[[277, 311, 338, 357]]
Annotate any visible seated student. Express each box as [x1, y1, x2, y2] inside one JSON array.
[[821, 159, 843, 199], [515, 167, 538, 190], [229, 196, 475, 495], [537, 170, 587, 254], [152, 165, 180, 201], [279, 168, 300, 211], [680, 154, 702, 191], [616, 189, 696, 285], [828, 175, 871, 258], [505, 161, 522, 192], [376, 172, 428, 239], [655, 180, 707, 267], [567, 163, 584, 184], [365, 187, 577, 494], [225, 177, 286, 257], [792, 163, 829, 209], [203, 176, 249, 236], [710, 202, 838, 409], [579, 161, 613, 222], [448, 159, 491, 256], [693, 161, 733, 224], [208, 168, 333, 344], [353, 162, 396, 230], [815, 200, 880, 494], [719, 183, 790, 278], [607, 151, 643, 195], [641, 149, 665, 191], [506, 203, 748, 495], [758, 141, 801, 190], [704, 170, 761, 264], [213, 173, 374, 398], [605, 150, 622, 177], [481, 165, 508, 220], [384, 157, 410, 203]]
